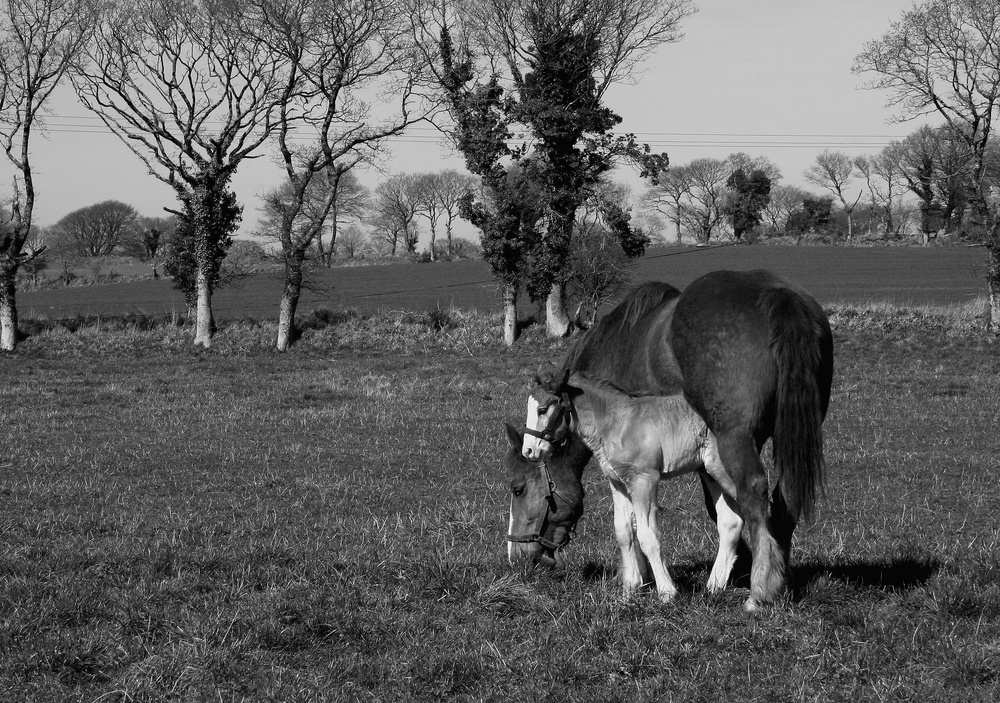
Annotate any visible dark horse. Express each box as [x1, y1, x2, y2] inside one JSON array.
[[508, 269, 834, 611]]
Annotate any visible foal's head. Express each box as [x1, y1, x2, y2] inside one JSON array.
[[504, 421, 589, 568], [521, 370, 573, 462]]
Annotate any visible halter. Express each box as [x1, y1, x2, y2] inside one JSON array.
[[505, 458, 574, 551], [522, 393, 570, 448]]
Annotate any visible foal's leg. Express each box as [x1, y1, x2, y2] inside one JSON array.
[[703, 474, 744, 592], [609, 481, 650, 594], [628, 472, 678, 602], [715, 431, 786, 612]]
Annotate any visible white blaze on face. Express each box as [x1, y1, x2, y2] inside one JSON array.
[[521, 394, 550, 461], [507, 496, 515, 563]]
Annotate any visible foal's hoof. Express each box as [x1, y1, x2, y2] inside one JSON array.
[[657, 589, 678, 604]]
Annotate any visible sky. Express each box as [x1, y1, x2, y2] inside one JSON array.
[[5, 0, 933, 242]]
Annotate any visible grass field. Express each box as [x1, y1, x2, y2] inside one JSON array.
[[1, 296, 999, 700], [18, 244, 989, 322]]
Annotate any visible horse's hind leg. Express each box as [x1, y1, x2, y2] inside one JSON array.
[[703, 474, 743, 593], [715, 432, 786, 611], [609, 481, 652, 595], [770, 483, 796, 583]]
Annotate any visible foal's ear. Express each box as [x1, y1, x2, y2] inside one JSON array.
[[504, 421, 523, 448]]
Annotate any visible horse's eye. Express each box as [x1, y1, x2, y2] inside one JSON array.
[[512, 484, 525, 498]]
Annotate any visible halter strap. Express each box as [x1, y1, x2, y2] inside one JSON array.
[[505, 458, 573, 551], [523, 397, 569, 447]]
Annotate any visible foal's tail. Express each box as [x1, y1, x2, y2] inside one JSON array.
[[762, 285, 833, 522]]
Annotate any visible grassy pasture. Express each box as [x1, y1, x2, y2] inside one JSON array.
[[1, 301, 999, 701], [18, 244, 988, 322]]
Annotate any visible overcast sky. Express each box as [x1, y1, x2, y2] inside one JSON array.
[[6, 0, 932, 239]]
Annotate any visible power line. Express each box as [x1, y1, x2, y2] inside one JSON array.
[[38, 113, 908, 149]]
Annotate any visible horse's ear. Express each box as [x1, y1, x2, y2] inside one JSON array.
[[504, 421, 522, 448]]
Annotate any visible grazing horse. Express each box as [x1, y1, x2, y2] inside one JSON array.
[[529, 371, 745, 601], [503, 422, 591, 569], [512, 269, 834, 611]]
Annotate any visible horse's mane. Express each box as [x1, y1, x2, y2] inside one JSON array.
[[560, 281, 680, 374]]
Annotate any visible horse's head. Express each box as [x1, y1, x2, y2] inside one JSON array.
[[504, 421, 588, 568], [521, 369, 573, 462]]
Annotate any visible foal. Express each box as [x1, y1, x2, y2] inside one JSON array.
[[523, 371, 745, 602]]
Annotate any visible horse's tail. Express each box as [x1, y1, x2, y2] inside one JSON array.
[[761, 285, 833, 522]]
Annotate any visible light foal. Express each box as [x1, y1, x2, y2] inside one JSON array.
[[523, 371, 745, 602]]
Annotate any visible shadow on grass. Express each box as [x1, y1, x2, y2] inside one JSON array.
[[794, 554, 940, 595], [578, 552, 939, 600]]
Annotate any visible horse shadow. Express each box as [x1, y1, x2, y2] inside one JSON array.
[[580, 551, 940, 600]]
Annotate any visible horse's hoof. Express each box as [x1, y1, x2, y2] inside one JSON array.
[[742, 597, 761, 613], [657, 589, 678, 604]]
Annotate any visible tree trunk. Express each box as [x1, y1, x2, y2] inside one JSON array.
[[276, 257, 303, 352], [429, 223, 437, 261], [990, 277, 1000, 331], [315, 233, 328, 268], [193, 268, 215, 347], [501, 283, 518, 347], [988, 229, 1000, 332], [0, 275, 17, 351], [276, 287, 299, 352], [545, 282, 570, 337]]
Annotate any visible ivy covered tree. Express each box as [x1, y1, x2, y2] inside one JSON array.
[[162, 185, 243, 325], [413, 0, 688, 340], [412, 9, 532, 345], [724, 168, 772, 242]]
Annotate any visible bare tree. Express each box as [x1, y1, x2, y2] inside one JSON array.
[[642, 165, 690, 244], [412, 172, 443, 261], [433, 169, 476, 258], [678, 158, 730, 243], [251, 0, 429, 351], [882, 125, 976, 241], [410, 170, 478, 261], [0, 0, 93, 350], [72, 0, 289, 347], [762, 184, 811, 234], [804, 150, 863, 241], [46, 200, 140, 257], [316, 171, 369, 267], [854, 153, 905, 239], [337, 224, 367, 259], [855, 0, 1000, 325], [369, 173, 422, 256]]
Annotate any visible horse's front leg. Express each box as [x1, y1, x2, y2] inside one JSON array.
[[609, 481, 650, 595], [628, 472, 678, 602]]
